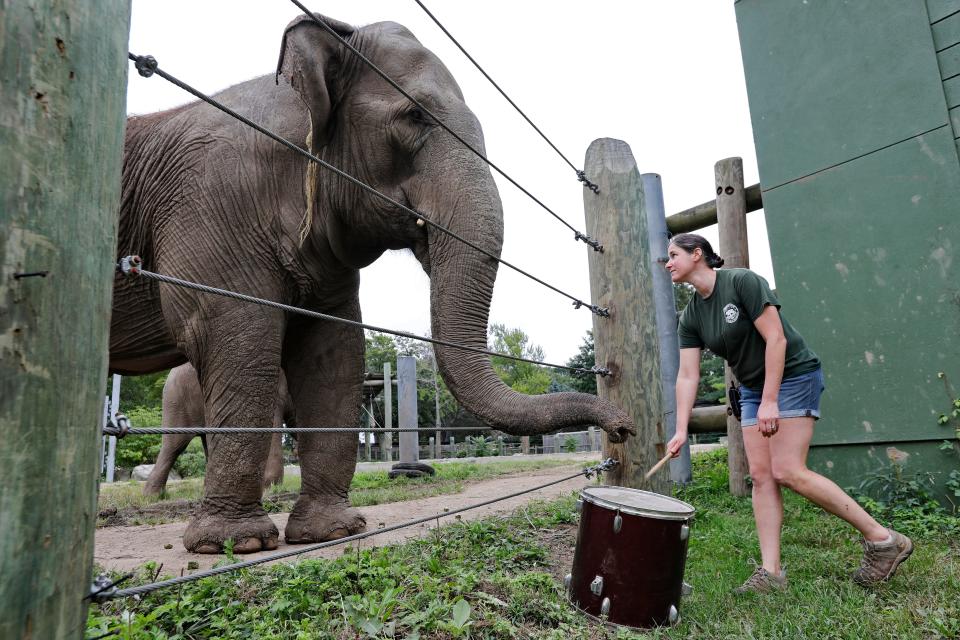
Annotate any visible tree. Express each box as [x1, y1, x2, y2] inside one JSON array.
[[565, 330, 597, 395], [489, 324, 551, 395]]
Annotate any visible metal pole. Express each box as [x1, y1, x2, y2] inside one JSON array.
[[432, 354, 442, 459], [365, 397, 373, 461], [397, 356, 418, 463], [383, 362, 393, 461], [643, 173, 692, 484], [106, 373, 121, 482]]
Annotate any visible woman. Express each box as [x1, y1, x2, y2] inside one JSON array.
[[664, 233, 912, 593]]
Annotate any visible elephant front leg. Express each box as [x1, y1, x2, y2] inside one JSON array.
[[180, 314, 283, 554], [283, 309, 367, 543]]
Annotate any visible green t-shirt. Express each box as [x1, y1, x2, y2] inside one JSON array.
[[677, 268, 820, 390]]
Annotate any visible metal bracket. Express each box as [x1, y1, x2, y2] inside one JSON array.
[[612, 511, 622, 534], [117, 255, 142, 276], [589, 575, 604, 596]]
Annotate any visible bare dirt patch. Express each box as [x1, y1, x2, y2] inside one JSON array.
[[95, 465, 591, 574]]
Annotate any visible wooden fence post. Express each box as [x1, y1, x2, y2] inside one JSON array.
[[584, 139, 667, 493], [0, 2, 130, 636], [715, 157, 751, 497], [397, 356, 418, 463]]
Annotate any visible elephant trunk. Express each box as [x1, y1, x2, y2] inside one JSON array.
[[425, 164, 635, 440]]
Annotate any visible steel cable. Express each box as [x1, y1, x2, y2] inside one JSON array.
[[117, 256, 611, 378], [100, 458, 617, 600], [410, 0, 600, 195], [128, 53, 608, 316], [285, 2, 604, 251]]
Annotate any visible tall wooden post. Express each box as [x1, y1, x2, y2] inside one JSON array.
[[584, 139, 667, 493], [397, 356, 418, 463], [382, 362, 393, 461], [0, 2, 130, 637], [716, 157, 751, 496]]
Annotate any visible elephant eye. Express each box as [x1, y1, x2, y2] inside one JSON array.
[[407, 107, 429, 124]]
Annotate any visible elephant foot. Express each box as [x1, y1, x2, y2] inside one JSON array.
[[142, 480, 165, 497], [182, 500, 279, 554], [284, 496, 366, 544]]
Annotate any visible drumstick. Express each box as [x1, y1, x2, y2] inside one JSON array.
[[644, 451, 673, 480]]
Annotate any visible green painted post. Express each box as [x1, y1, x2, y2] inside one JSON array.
[[583, 139, 667, 493], [0, 2, 130, 638]]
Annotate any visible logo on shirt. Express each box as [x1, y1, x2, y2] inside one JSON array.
[[722, 303, 740, 324]]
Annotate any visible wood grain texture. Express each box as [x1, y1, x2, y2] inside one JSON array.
[[583, 139, 666, 493], [0, 1, 130, 637], [715, 157, 751, 497]]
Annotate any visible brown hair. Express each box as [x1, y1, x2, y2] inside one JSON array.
[[669, 233, 724, 268]]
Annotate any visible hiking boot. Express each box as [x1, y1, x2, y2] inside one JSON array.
[[852, 528, 913, 586], [733, 564, 787, 594]]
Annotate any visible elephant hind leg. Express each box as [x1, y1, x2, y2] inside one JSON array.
[[143, 433, 194, 496], [261, 432, 284, 491]]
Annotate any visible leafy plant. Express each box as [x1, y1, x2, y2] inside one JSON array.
[[562, 436, 578, 453], [467, 435, 494, 457]]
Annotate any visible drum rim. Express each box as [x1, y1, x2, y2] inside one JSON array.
[[580, 485, 695, 520]]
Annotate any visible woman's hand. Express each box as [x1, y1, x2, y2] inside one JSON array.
[[667, 430, 688, 457], [757, 399, 779, 437]]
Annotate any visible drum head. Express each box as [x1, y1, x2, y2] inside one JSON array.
[[581, 486, 694, 521]]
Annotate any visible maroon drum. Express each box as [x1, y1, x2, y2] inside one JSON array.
[[566, 486, 695, 629]]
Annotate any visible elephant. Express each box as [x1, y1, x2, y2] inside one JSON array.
[[142, 363, 293, 496], [109, 12, 635, 554]]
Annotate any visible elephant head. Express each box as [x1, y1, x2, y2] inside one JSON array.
[[277, 14, 635, 441]]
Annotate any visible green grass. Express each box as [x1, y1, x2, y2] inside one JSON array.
[[97, 458, 589, 525], [88, 450, 960, 639]]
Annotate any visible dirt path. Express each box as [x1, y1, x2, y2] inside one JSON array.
[[94, 465, 591, 573]]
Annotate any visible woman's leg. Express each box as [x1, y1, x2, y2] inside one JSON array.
[[742, 425, 784, 574], [768, 417, 888, 541]]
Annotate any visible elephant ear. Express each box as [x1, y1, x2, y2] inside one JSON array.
[[276, 13, 355, 148]]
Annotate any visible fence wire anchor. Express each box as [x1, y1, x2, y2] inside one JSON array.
[[590, 366, 611, 377], [86, 572, 134, 604], [574, 231, 604, 252], [576, 170, 600, 194], [572, 300, 610, 317], [117, 255, 142, 276], [583, 457, 618, 479], [13, 270, 49, 279], [103, 413, 131, 439], [132, 54, 158, 78]]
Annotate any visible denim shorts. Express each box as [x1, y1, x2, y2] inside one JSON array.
[[739, 367, 824, 427]]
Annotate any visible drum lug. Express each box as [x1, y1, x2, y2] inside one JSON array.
[[668, 604, 679, 624], [575, 499, 583, 513], [613, 511, 622, 534], [589, 575, 604, 596], [564, 573, 572, 592], [680, 524, 689, 541], [600, 597, 611, 617]]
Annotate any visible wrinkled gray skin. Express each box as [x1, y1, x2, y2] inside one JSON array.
[[110, 14, 635, 554], [143, 363, 292, 496]]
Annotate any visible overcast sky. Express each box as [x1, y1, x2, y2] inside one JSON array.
[[125, 0, 774, 364]]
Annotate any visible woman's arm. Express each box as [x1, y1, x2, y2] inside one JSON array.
[[753, 305, 787, 437], [668, 347, 701, 457]]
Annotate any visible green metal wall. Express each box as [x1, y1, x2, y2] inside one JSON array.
[[736, 0, 960, 500]]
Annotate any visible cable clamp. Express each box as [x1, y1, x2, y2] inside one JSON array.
[[576, 170, 600, 194], [583, 457, 619, 479], [86, 572, 134, 604], [103, 413, 131, 439], [133, 54, 158, 78], [117, 255, 142, 276], [590, 366, 611, 377], [573, 300, 610, 317], [574, 231, 604, 252]]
